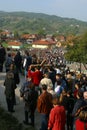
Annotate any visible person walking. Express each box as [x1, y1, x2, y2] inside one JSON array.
[[0, 44, 6, 72], [39, 72, 53, 93], [37, 84, 53, 130], [23, 50, 32, 78], [8, 63, 20, 105], [48, 94, 66, 130], [20, 81, 38, 126], [4, 71, 16, 112], [5, 53, 13, 72], [27, 65, 43, 94], [14, 51, 22, 74]]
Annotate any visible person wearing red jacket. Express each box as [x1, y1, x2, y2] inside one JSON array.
[[75, 119, 87, 130], [27, 65, 43, 93], [48, 94, 66, 130]]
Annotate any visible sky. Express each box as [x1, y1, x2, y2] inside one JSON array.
[[0, 0, 87, 22]]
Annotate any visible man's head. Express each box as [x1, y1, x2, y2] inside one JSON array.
[[41, 84, 47, 91]]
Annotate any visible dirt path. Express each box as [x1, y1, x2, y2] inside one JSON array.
[[0, 72, 41, 130], [0, 71, 75, 130]]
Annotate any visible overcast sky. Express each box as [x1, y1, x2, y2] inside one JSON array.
[[0, 0, 87, 22]]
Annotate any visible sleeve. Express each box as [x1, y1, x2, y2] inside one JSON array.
[[20, 83, 25, 97], [27, 70, 34, 78], [72, 101, 79, 116], [37, 96, 42, 113], [48, 79, 53, 88], [48, 109, 55, 129], [23, 58, 27, 68]]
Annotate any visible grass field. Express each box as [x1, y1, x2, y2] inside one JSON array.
[[0, 106, 36, 130]]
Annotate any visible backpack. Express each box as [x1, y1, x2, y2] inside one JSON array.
[[23, 89, 30, 102], [23, 88, 38, 107]]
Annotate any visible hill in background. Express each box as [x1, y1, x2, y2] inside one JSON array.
[[0, 11, 87, 35]]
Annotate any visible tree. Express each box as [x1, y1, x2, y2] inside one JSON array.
[[14, 31, 20, 39], [37, 28, 46, 39], [65, 31, 87, 72]]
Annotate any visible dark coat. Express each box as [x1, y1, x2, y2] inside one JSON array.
[[72, 98, 87, 117], [10, 69, 20, 85], [4, 73, 16, 99], [0, 46, 6, 62], [5, 57, 13, 71], [66, 95, 75, 113], [14, 52, 22, 67], [20, 81, 38, 111], [26, 87, 38, 110], [25, 56, 32, 71]]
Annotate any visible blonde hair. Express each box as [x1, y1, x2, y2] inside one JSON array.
[[79, 110, 87, 122]]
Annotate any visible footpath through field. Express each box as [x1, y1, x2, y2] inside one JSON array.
[[0, 71, 41, 130]]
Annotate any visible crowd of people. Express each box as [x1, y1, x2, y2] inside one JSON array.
[[0, 44, 87, 130]]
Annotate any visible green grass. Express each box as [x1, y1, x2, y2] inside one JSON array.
[[2, 42, 8, 48], [0, 107, 23, 130], [0, 106, 36, 130]]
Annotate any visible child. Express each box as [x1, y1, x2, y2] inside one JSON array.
[[48, 94, 66, 130]]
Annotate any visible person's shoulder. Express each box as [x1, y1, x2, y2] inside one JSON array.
[[47, 91, 52, 98], [60, 105, 65, 109], [57, 105, 66, 112]]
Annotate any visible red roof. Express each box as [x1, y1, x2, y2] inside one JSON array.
[[0, 31, 10, 35], [33, 39, 56, 45], [21, 34, 36, 39], [8, 41, 22, 46]]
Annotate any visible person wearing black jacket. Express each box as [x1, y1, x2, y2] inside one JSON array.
[[14, 51, 22, 74], [72, 90, 87, 117], [9, 63, 20, 105], [20, 81, 38, 126], [0, 44, 6, 72], [66, 90, 75, 130], [4, 71, 16, 112], [23, 50, 32, 78]]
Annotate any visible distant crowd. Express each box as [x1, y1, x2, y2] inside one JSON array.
[[0, 44, 87, 130]]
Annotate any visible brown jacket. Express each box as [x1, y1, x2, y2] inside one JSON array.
[[37, 91, 53, 115]]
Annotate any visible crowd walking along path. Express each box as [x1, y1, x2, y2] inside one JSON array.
[[0, 71, 75, 130], [0, 71, 41, 130]]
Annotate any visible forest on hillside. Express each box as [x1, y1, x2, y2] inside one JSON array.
[[0, 11, 87, 35]]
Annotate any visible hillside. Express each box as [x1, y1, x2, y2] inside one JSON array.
[[0, 11, 87, 35]]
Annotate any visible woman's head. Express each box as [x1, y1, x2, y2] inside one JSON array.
[[78, 110, 87, 122], [52, 94, 60, 105]]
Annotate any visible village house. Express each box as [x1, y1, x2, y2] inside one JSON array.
[[0, 30, 14, 38], [32, 39, 56, 49], [7, 40, 22, 49], [56, 35, 66, 42], [21, 34, 38, 44]]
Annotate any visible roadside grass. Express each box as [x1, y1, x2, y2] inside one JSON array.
[[0, 106, 36, 130]]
